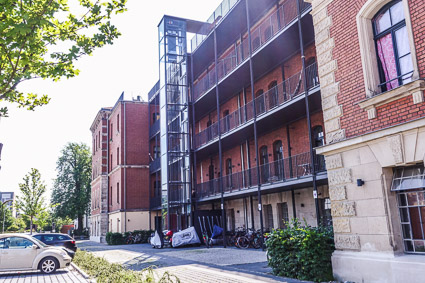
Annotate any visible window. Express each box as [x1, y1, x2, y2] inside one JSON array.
[[264, 204, 274, 231], [98, 131, 101, 148], [117, 182, 120, 204], [255, 89, 265, 115], [319, 198, 333, 227], [152, 112, 160, 123], [277, 202, 289, 228], [2, 237, 34, 249], [260, 146, 270, 183], [110, 123, 113, 141], [225, 158, 232, 188], [117, 114, 120, 132], [312, 126, 324, 147], [373, 1, 413, 92], [223, 110, 230, 132], [117, 147, 120, 165], [110, 154, 113, 170], [268, 81, 278, 109], [153, 146, 160, 159], [273, 140, 284, 180]]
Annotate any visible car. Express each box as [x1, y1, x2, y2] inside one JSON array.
[[33, 233, 77, 252], [0, 234, 72, 274]]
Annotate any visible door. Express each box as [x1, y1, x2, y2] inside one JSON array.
[[208, 163, 215, 194], [0, 237, 38, 269], [223, 110, 230, 133], [225, 158, 233, 189], [260, 146, 269, 183], [206, 120, 212, 141], [273, 140, 284, 180], [268, 81, 278, 109]]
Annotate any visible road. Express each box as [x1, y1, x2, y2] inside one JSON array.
[[77, 240, 307, 283]]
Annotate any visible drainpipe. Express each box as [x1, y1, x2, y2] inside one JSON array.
[[296, 1, 320, 226], [106, 114, 110, 236], [124, 101, 127, 232]]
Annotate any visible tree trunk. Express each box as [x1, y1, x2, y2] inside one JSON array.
[[78, 214, 83, 235], [30, 216, 33, 235]]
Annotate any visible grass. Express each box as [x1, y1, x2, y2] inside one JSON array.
[[74, 250, 180, 283]]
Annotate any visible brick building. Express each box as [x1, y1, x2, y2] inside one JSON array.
[[148, 0, 331, 239], [90, 93, 150, 242], [309, 0, 425, 281]]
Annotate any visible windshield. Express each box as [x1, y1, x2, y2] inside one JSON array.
[[31, 236, 48, 247]]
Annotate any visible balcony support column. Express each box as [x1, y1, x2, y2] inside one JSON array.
[[190, 54, 197, 224], [213, 28, 227, 248], [250, 195, 255, 229], [291, 189, 297, 219], [296, 0, 320, 226], [245, 0, 265, 247]]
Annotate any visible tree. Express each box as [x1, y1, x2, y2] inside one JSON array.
[[0, 200, 13, 233], [52, 142, 91, 234], [7, 216, 26, 232], [15, 168, 47, 234], [0, 0, 127, 117]]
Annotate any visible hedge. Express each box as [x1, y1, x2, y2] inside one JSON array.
[[266, 219, 335, 282], [106, 230, 154, 245]]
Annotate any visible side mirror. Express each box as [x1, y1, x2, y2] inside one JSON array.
[[32, 244, 39, 250]]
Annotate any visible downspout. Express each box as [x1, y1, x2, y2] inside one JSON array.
[[296, 1, 320, 226], [124, 102, 127, 232], [106, 115, 110, 235], [190, 53, 197, 226]]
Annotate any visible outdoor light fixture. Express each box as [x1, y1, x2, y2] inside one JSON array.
[[357, 179, 365, 187]]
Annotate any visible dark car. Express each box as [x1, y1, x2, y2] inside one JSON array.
[[33, 233, 77, 253]]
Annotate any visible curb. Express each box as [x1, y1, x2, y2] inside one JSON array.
[[71, 262, 92, 281]]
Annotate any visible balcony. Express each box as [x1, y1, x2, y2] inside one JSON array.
[[192, 0, 311, 102], [148, 81, 160, 101], [149, 120, 160, 138], [196, 151, 326, 199], [149, 158, 161, 173], [194, 62, 319, 149]]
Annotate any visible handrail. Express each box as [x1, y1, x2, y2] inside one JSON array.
[[194, 62, 319, 149], [196, 151, 326, 199]]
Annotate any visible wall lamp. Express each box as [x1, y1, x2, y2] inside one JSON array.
[[357, 179, 365, 187]]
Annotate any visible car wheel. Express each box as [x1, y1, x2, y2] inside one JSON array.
[[39, 257, 58, 274]]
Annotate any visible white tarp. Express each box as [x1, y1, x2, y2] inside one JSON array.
[[172, 226, 201, 248], [150, 231, 162, 248]]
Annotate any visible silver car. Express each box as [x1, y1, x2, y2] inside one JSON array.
[[0, 234, 72, 274]]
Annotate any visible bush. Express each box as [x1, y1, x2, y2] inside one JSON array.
[[74, 250, 179, 283], [266, 219, 335, 282], [106, 230, 154, 245], [106, 232, 125, 245]]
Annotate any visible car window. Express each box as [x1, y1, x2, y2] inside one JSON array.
[[31, 237, 47, 248], [57, 235, 70, 241], [33, 235, 42, 240], [43, 235, 55, 243], [0, 238, 5, 248], [6, 237, 34, 249]]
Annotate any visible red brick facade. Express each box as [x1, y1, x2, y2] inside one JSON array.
[[328, 0, 425, 139]]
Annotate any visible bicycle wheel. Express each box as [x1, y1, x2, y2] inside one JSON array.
[[252, 237, 261, 249], [237, 236, 250, 249]]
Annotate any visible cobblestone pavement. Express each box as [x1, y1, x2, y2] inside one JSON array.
[[0, 266, 89, 283], [77, 240, 307, 283]]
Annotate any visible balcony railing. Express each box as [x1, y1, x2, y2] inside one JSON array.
[[194, 62, 319, 149], [192, 0, 311, 101], [148, 81, 160, 101], [196, 152, 326, 199], [149, 119, 160, 138], [149, 158, 161, 173]]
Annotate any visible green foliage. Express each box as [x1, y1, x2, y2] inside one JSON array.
[[0, 0, 127, 117], [7, 216, 26, 232], [0, 201, 13, 232], [106, 230, 154, 245], [266, 219, 335, 282], [106, 232, 125, 245], [15, 168, 47, 234], [74, 250, 180, 283], [51, 142, 92, 234]]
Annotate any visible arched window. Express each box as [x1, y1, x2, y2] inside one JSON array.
[[312, 126, 324, 147], [268, 81, 278, 108], [255, 89, 265, 115], [373, 1, 413, 92]]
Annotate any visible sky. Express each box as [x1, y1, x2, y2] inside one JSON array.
[[0, 0, 222, 199]]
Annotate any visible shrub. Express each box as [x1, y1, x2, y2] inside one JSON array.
[[106, 232, 125, 245], [74, 250, 180, 283], [266, 219, 335, 282]]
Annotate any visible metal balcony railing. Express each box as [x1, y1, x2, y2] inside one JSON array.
[[194, 62, 319, 149], [149, 158, 161, 173], [195, 151, 326, 199], [192, 0, 311, 101], [149, 120, 160, 138]]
